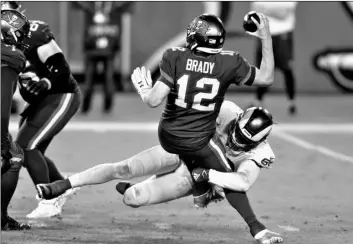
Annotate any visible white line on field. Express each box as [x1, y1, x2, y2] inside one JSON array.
[[8, 121, 353, 133], [273, 130, 353, 164]]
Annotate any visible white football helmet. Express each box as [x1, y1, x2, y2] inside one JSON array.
[[227, 107, 273, 152]]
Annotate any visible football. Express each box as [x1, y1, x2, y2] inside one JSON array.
[[243, 11, 260, 33]]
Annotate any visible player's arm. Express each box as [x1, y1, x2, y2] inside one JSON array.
[[247, 13, 274, 87], [207, 160, 261, 192], [37, 39, 71, 90], [131, 49, 174, 108]]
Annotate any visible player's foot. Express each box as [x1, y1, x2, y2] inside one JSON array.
[[28, 187, 79, 219], [254, 229, 283, 244], [36, 179, 72, 200], [26, 198, 62, 219], [116, 182, 133, 195], [194, 188, 224, 208], [1, 216, 31, 231]]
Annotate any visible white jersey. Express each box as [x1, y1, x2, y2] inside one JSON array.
[[215, 101, 275, 171], [251, 2, 298, 35]]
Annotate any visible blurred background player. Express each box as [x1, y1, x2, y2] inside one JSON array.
[[3, 2, 81, 219], [250, 2, 298, 115], [72, 1, 133, 114], [1, 1, 31, 230], [36, 101, 283, 244]]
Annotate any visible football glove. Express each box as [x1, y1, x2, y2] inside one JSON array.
[[192, 167, 210, 183], [19, 72, 51, 95], [131, 66, 153, 102]]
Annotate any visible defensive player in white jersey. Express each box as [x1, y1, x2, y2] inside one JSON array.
[[36, 101, 283, 244]]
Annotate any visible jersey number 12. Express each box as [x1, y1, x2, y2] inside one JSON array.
[[175, 75, 220, 111]]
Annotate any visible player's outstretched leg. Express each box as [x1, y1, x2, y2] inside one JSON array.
[[37, 146, 181, 200]]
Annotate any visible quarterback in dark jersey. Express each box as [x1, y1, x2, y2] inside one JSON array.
[[4, 2, 81, 219], [131, 13, 274, 236], [1, 2, 31, 230]]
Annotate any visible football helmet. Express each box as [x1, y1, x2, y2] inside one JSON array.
[[1, 8, 30, 46], [186, 13, 226, 54], [227, 107, 273, 152]]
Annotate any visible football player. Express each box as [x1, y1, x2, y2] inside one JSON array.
[[3, 1, 82, 219], [36, 101, 283, 244], [130, 12, 274, 237], [1, 2, 31, 230]]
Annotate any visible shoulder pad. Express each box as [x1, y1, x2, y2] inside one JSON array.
[[249, 141, 275, 169], [25, 20, 55, 51]]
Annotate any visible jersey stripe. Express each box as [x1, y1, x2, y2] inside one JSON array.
[[160, 68, 174, 85], [29, 93, 73, 149], [209, 138, 232, 172]]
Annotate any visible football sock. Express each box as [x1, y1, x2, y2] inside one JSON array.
[[284, 69, 295, 100], [224, 189, 266, 237], [45, 156, 65, 182], [1, 165, 21, 220], [25, 149, 50, 185]]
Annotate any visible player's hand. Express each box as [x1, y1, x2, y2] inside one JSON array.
[[19, 72, 51, 95], [192, 168, 210, 183], [131, 66, 153, 96], [245, 13, 271, 40]]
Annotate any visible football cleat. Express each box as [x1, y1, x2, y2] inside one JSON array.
[[193, 187, 224, 209], [28, 187, 79, 219], [116, 182, 133, 195], [254, 229, 283, 244], [1, 216, 31, 231]]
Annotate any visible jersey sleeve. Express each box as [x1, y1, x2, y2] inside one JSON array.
[[27, 21, 55, 50], [231, 53, 256, 86], [158, 48, 176, 88], [248, 141, 275, 169]]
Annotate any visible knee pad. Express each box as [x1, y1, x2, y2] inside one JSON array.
[[123, 184, 149, 208]]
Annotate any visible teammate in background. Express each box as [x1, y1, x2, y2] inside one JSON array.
[[250, 2, 298, 115], [1, 2, 31, 230], [3, 1, 82, 219], [36, 101, 283, 244], [130, 13, 274, 236]]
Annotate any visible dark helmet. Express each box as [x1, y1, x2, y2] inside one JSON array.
[[1, 8, 30, 46], [186, 13, 226, 54], [228, 107, 274, 152]]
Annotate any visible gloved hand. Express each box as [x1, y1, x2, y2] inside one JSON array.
[[131, 66, 153, 99], [192, 167, 210, 183], [19, 72, 51, 95]]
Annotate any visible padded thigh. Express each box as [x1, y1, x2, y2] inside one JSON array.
[[127, 145, 181, 178]]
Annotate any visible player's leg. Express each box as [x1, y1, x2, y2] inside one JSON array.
[[277, 32, 296, 115], [36, 145, 181, 199], [16, 93, 80, 186], [16, 93, 80, 218], [1, 66, 30, 230], [123, 163, 193, 207], [82, 56, 95, 114], [102, 56, 115, 113], [191, 136, 268, 239]]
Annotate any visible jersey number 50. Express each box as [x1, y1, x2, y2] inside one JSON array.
[[175, 75, 220, 111]]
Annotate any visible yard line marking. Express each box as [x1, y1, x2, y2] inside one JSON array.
[[273, 130, 353, 165], [9, 121, 353, 133]]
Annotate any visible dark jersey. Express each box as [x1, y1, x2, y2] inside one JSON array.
[[1, 42, 26, 74], [158, 47, 256, 152], [19, 20, 78, 104]]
